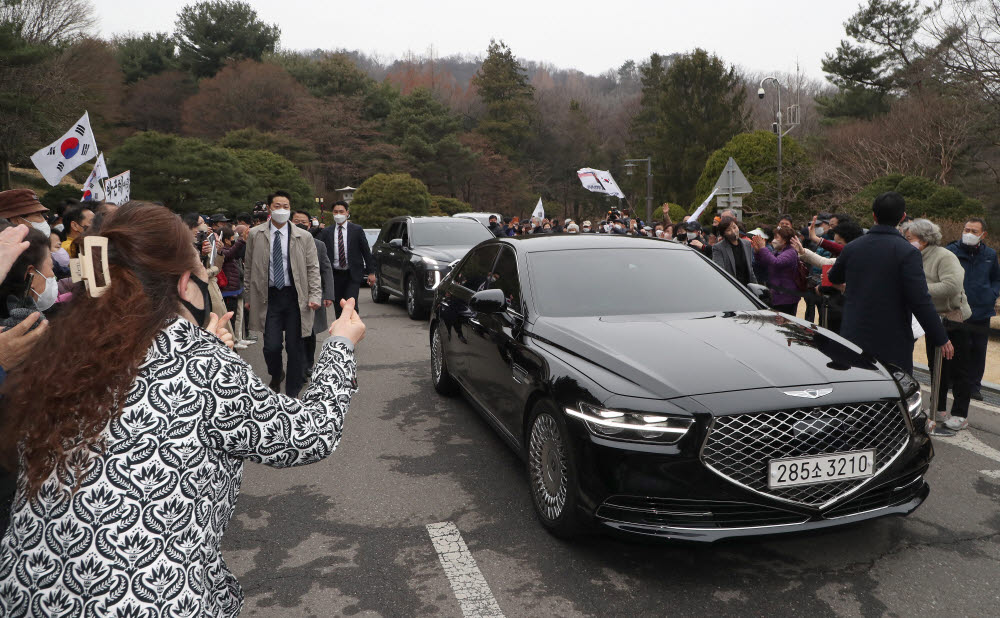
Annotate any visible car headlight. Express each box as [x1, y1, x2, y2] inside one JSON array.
[[893, 371, 923, 418], [565, 402, 694, 444], [425, 270, 442, 289]]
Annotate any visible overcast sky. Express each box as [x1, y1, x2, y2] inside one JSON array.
[[91, 0, 865, 81]]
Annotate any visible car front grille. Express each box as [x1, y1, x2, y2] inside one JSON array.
[[823, 473, 925, 518], [701, 400, 911, 508], [596, 496, 807, 529]]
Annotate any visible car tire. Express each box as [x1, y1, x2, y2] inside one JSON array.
[[430, 323, 459, 396], [526, 401, 582, 538], [405, 275, 427, 320], [371, 270, 389, 304]]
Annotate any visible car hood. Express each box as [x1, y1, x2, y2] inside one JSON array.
[[530, 311, 888, 399], [414, 245, 475, 264]]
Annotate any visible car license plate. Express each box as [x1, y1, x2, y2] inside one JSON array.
[[768, 450, 875, 489]]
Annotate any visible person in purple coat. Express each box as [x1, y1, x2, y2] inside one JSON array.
[[751, 226, 801, 315]]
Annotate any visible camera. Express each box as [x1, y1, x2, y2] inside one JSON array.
[[757, 87, 766, 99]]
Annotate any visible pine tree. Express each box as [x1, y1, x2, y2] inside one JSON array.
[[471, 40, 536, 160]]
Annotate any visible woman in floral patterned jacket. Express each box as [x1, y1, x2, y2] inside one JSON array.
[[0, 202, 366, 617]]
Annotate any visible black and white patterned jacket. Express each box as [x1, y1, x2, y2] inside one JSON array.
[[0, 317, 357, 617]]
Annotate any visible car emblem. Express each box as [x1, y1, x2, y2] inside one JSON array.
[[783, 388, 833, 399]]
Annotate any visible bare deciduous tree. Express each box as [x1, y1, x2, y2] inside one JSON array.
[[0, 0, 96, 45]]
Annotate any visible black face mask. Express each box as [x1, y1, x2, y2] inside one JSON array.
[[296, 223, 309, 231], [182, 275, 212, 328]]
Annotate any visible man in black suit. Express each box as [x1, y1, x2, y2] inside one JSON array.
[[828, 191, 953, 374], [319, 200, 375, 317]]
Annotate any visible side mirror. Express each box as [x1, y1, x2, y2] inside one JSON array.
[[747, 283, 771, 301], [469, 288, 507, 314], [388, 238, 403, 249]]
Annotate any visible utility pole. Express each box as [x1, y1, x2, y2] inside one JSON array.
[[757, 76, 799, 211], [624, 157, 653, 223]]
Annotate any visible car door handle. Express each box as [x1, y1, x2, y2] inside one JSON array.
[[469, 318, 481, 327]]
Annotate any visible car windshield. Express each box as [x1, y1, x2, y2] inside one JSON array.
[[528, 248, 759, 317], [411, 221, 493, 246]]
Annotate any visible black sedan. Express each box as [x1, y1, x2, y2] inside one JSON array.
[[429, 234, 931, 542], [371, 216, 494, 319]]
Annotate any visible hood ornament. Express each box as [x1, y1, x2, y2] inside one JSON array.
[[784, 388, 833, 399]]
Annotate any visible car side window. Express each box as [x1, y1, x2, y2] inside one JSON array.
[[452, 246, 500, 294], [400, 223, 410, 247], [380, 222, 397, 243], [490, 247, 522, 314]]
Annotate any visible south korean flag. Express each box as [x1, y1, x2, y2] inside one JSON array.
[[82, 153, 108, 202], [30, 111, 99, 186]]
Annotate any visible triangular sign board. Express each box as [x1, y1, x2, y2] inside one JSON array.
[[714, 157, 753, 195]]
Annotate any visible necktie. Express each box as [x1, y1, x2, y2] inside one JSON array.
[[338, 225, 347, 269], [272, 230, 284, 288]]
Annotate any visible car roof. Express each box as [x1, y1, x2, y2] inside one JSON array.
[[493, 234, 691, 253], [388, 216, 483, 224]]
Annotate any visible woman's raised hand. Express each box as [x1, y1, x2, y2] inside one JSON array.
[[329, 298, 366, 345]]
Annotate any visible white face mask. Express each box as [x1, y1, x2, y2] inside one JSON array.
[[910, 240, 923, 250], [270, 208, 290, 224], [29, 220, 51, 237], [334, 214, 349, 225], [31, 272, 58, 311], [962, 232, 982, 247], [53, 223, 64, 233]]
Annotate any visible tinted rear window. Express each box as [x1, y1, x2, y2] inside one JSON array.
[[411, 221, 493, 246], [528, 248, 758, 317]]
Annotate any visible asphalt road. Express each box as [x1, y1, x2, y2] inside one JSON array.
[[224, 299, 1000, 618]]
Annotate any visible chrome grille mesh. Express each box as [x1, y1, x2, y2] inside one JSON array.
[[701, 401, 910, 508]]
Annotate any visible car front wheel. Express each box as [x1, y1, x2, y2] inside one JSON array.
[[405, 275, 427, 320], [430, 324, 458, 396], [527, 402, 582, 538], [371, 270, 389, 303]]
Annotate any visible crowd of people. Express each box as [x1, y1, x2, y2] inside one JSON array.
[[0, 184, 997, 615], [0, 189, 368, 616]]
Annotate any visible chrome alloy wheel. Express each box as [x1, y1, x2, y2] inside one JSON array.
[[406, 279, 417, 314], [431, 327, 443, 383], [529, 413, 568, 520]]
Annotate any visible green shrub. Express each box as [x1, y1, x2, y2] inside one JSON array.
[[350, 173, 431, 228]]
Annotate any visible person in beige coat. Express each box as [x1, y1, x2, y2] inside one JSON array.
[[903, 218, 973, 430], [245, 191, 322, 397]]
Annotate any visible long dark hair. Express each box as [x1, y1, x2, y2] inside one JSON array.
[[0, 202, 197, 497]]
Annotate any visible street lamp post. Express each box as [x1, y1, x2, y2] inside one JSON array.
[[624, 157, 653, 224], [757, 77, 798, 211]]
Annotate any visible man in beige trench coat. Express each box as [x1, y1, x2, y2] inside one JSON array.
[[245, 191, 322, 397]]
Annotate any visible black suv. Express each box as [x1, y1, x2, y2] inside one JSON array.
[[370, 216, 494, 319]]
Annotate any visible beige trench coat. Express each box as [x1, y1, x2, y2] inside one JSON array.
[[245, 221, 322, 338]]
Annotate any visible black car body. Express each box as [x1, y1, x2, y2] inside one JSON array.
[[371, 216, 494, 319], [429, 234, 931, 542]]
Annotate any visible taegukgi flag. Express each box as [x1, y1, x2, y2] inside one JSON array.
[[531, 197, 544, 221], [30, 111, 99, 186], [81, 153, 108, 202], [577, 168, 625, 198]]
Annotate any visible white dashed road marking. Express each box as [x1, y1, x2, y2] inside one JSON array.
[[934, 430, 1000, 478], [426, 522, 505, 618]]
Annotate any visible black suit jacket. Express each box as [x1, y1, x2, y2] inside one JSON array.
[[828, 224, 948, 373], [319, 221, 374, 283]]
